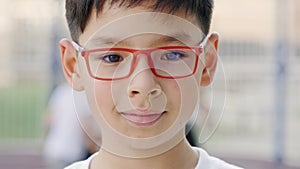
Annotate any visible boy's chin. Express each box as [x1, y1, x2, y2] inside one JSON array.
[[100, 124, 186, 158], [93, 103, 197, 157]]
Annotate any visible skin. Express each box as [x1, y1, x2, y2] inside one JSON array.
[[60, 2, 219, 169]]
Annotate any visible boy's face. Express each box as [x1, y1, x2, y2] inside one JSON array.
[[61, 3, 219, 157]]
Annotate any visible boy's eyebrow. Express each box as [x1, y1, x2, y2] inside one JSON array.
[[88, 32, 198, 47], [89, 36, 121, 46], [152, 33, 194, 45]]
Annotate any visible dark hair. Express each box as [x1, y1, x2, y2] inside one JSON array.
[[65, 0, 214, 42]]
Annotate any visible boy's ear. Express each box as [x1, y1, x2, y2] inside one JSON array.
[[59, 39, 84, 91], [200, 33, 219, 86]]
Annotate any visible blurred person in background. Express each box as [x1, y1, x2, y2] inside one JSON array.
[[43, 83, 100, 169]]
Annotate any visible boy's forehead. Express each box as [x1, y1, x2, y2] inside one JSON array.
[[80, 8, 204, 47]]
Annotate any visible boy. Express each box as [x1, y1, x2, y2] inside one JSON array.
[[60, 0, 242, 168]]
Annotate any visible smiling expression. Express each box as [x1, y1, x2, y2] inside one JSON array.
[[64, 3, 216, 157]]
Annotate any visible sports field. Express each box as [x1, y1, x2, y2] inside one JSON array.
[[0, 83, 48, 140]]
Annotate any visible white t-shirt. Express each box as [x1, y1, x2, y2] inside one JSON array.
[[65, 147, 243, 169]]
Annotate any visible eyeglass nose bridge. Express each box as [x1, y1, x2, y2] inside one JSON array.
[[129, 49, 156, 77]]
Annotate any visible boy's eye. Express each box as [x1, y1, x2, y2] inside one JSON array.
[[102, 55, 123, 63], [161, 51, 185, 61]]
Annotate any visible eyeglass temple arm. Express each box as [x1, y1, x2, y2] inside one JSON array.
[[199, 34, 210, 48], [71, 41, 84, 53]]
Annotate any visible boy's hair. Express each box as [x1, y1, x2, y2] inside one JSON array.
[[65, 0, 214, 42]]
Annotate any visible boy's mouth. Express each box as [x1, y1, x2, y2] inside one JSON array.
[[120, 111, 166, 127]]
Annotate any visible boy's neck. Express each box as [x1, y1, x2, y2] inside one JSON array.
[[91, 138, 199, 169]]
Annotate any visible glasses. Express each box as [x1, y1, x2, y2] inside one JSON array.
[[72, 36, 208, 81]]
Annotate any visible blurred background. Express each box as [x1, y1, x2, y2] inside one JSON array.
[[0, 0, 299, 168]]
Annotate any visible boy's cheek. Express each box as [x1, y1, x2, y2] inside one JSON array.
[[85, 81, 114, 115], [95, 82, 113, 104]]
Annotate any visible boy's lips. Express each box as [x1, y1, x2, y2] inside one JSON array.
[[120, 111, 166, 127]]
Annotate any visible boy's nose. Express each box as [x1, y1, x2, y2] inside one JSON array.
[[127, 56, 162, 109], [128, 76, 162, 98]]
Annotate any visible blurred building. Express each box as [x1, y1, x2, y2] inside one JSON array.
[[213, 0, 299, 43], [0, 0, 64, 87], [206, 0, 300, 166]]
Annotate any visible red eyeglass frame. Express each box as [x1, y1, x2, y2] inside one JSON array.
[[72, 36, 208, 81]]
